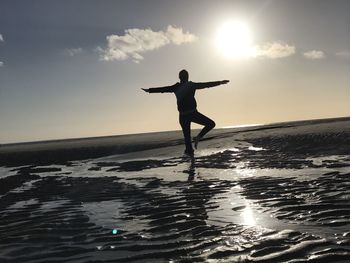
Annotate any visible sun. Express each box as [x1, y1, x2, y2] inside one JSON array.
[[215, 21, 255, 59]]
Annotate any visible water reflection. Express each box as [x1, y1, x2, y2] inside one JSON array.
[[248, 146, 264, 151], [241, 203, 256, 226], [236, 167, 257, 177], [182, 155, 196, 181]]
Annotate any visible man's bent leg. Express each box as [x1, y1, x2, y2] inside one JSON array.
[[191, 111, 215, 148], [179, 114, 194, 154]]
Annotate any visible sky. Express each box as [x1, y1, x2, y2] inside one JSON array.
[[0, 0, 349, 143]]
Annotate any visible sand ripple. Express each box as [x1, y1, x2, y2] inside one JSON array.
[[1, 166, 349, 262], [1, 121, 350, 262]]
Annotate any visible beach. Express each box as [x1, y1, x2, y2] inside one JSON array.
[[0, 117, 350, 262]]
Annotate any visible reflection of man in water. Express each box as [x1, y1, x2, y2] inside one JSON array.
[[142, 69, 229, 155]]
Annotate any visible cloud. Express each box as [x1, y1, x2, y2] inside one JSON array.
[[254, 42, 296, 59], [303, 50, 325, 59], [100, 25, 197, 63], [336, 50, 350, 59], [65, 48, 83, 56], [166, 26, 197, 45], [0, 35, 4, 66]]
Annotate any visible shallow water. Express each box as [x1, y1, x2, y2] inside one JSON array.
[[1, 127, 350, 262]]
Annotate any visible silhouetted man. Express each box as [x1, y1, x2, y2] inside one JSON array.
[[142, 69, 229, 155]]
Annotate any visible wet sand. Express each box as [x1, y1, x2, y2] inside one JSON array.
[[0, 117, 350, 262]]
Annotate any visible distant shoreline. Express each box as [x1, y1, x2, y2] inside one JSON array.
[[1, 116, 349, 147], [1, 116, 349, 167]]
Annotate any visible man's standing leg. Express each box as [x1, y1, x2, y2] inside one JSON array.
[[179, 114, 194, 155]]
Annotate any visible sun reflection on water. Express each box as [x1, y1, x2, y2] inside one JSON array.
[[241, 204, 256, 226], [236, 167, 257, 177]]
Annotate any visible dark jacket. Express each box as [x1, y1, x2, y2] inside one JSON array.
[[149, 81, 222, 114]]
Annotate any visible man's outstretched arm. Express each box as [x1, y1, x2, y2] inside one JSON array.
[[141, 83, 177, 93], [193, 80, 229, 90]]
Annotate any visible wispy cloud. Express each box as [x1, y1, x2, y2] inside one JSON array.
[[0, 34, 4, 66], [99, 25, 197, 63], [64, 48, 83, 56], [303, 50, 325, 59], [255, 42, 296, 59], [336, 50, 350, 59]]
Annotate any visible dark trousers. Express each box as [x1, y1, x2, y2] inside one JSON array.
[[179, 111, 216, 153]]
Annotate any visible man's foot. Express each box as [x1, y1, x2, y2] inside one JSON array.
[[184, 149, 194, 156], [193, 136, 199, 149]]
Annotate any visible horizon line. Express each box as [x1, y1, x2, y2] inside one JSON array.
[[1, 116, 350, 146]]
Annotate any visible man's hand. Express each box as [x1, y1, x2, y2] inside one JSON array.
[[141, 88, 150, 93], [221, 80, 229, 85]]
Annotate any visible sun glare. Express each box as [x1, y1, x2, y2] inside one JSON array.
[[215, 21, 255, 59]]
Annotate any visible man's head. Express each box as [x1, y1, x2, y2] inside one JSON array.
[[179, 69, 189, 83]]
